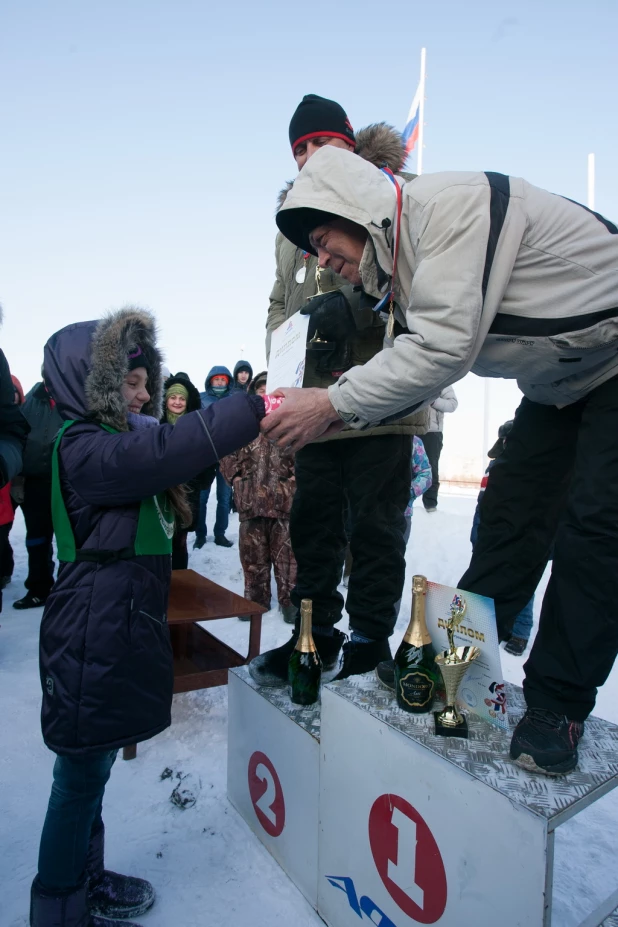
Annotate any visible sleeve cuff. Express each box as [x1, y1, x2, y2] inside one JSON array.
[[327, 383, 370, 431]]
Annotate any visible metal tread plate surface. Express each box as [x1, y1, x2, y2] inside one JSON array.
[[231, 665, 321, 740], [326, 674, 618, 822]]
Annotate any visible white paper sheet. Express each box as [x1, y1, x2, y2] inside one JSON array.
[[266, 311, 310, 393]]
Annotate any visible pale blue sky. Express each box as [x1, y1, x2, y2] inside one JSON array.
[[1, 0, 616, 471]]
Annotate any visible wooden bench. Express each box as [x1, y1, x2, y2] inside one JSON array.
[[123, 569, 265, 760]]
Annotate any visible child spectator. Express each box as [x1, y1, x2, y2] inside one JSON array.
[[161, 373, 217, 569], [31, 307, 263, 926], [12, 373, 63, 609], [403, 435, 433, 542], [220, 371, 298, 623]]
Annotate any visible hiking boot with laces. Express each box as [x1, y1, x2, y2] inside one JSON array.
[[249, 627, 345, 687], [510, 707, 584, 775], [504, 635, 528, 656]]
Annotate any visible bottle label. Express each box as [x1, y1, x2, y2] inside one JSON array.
[[398, 670, 435, 709]]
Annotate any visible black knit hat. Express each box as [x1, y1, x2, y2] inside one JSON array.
[[127, 344, 150, 373], [289, 94, 355, 153]]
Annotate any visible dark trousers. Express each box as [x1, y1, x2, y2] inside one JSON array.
[[290, 435, 411, 640], [421, 431, 443, 508], [196, 468, 232, 540], [0, 521, 13, 612], [22, 475, 55, 597], [172, 530, 189, 570], [459, 375, 618, 721], [38, 750, 117, 891]]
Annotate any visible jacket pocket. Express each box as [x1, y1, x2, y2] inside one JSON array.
[[233, 477, 253, 515], [274, 477, 294, 516]]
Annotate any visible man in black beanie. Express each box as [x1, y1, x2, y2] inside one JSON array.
[[288, 94, 356, 168], [251, 96, 428, 687]]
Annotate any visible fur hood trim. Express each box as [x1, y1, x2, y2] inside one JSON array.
[[86, 306, 163, 431], [277, 122, 406, 209]]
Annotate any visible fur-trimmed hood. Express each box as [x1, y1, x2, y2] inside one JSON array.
[[44, 306, 163, 431], [277, 122, 408, 208]]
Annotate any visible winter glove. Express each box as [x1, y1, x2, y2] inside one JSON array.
[[300, 290, 357, 344]]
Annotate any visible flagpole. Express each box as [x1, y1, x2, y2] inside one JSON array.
[[587, 153, 595, 210], [417, 47, 427, 175]]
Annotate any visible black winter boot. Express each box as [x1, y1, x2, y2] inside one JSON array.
[[87, 822, 155, 920], [249, 628, 345, 686], [375, 659, 395, 691], [334, 638, 392, 681], [510, 708, 583, 776], [30, 876, 144, 926], [14, 592, 48, 610]]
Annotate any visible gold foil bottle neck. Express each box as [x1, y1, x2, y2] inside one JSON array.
[[403, 574, 432, 647], [296, 598, 317, 653]]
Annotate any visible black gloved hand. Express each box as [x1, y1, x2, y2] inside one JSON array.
[[300, 290, 357, 344]]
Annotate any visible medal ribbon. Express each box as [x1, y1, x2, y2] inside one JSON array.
[[373, 168, 403, 337]]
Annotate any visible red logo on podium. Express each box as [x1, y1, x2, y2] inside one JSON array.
[[248, 751, 285, 837], [369, 794, 447, 924]]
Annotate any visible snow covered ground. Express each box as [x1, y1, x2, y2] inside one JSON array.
[[1, 494, 617, 926]]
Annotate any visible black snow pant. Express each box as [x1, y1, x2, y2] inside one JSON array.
[[290, 434, 411, 641], [421, 431, 443, 509], [459, 375, 618, 721], [22, 476, 55, 598]]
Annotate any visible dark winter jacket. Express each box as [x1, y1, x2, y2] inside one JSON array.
[[21, 381, 64, 478], [40, 308, 263, 755], [232, 360, 253, 392], [200, 365, 234, 407], [161, 373, 217, 526], [0, 341, 29, 486]]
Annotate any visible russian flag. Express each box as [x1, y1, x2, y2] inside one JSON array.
[[402, 83, 422, 157]]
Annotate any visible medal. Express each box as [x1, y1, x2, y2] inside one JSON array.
[[387, 311, 395, 340], [296, 266, 306, 284]]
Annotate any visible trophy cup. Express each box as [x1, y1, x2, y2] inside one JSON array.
[[434, 594, 480, 738]]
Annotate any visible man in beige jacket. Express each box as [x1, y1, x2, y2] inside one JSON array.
[[250, 96, 427, 688], [266, 145, 618, 777]]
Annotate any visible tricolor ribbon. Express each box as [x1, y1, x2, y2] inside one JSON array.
[[373, 167, 403, 318]]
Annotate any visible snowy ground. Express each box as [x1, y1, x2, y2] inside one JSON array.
[[2, 494, 617, 926]]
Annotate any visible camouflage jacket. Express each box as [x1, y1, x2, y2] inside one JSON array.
[[220, 435, 295, 521]]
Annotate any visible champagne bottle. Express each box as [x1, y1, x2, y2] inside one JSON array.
[[288, 599, 322, 705], [394, 575, 439, 713]]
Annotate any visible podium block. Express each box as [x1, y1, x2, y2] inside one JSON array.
[[318, 675, 618, 927], [227, 666, 321, 907]]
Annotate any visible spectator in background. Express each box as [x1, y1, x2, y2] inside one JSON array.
[[0, 310, 29, 492], [161, 373, 217, 569], [195, 366, 235, 548], [233, 360, 253, 392], [0, 376, 25, 602], [471, 420, 535, 656], [13, 374, 63, 610], [422, 386, 458, 513], [220, 371, 298, 622]]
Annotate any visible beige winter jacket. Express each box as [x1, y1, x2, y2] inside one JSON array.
[[276, 147, 618, 428], [267, 124, 429, 440]]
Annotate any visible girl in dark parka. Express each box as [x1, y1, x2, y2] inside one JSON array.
[[32, 308, 264, 927]]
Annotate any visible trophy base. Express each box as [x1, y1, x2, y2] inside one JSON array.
[[434, 711, 469, 739]]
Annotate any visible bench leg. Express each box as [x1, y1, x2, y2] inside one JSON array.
[[123, 744, 137, 761], [248, 612, 262, 660]]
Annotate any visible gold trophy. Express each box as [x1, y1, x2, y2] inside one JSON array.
[[434, 594, 480, 738]]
